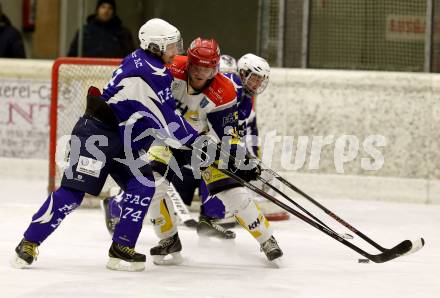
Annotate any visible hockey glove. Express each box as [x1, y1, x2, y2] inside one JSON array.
[[227, 158, 261, 182]]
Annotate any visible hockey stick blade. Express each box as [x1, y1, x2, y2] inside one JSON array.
[[368, 238, 425, 263], [403, 238, 425, 256]]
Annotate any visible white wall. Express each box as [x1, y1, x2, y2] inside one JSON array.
[[257, 68, 440, 203]]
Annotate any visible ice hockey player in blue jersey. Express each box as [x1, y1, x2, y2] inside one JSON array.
[[11, 18, 204, 272], [225, 53, 270, 156]]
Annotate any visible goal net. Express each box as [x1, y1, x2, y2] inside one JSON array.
[[49, 58, 121, 204]]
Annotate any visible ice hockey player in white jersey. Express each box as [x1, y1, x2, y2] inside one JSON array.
[[147, 38, 283, 263]]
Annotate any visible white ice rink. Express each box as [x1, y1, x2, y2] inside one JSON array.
[[1, 178, 439, 298]]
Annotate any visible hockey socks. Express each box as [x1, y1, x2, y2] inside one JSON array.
[[234, 200, 273, 244], [149, 196, 178, 240], [23, 186, 85, 245], [112, 179, 155, 248]]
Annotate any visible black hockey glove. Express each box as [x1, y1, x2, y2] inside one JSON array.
[[227, 158, 261, 182]]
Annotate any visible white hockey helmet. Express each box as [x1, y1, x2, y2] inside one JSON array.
[[219, 54, 238, 74], [138, 18, 183, 54], [237, 53, 270, 95]]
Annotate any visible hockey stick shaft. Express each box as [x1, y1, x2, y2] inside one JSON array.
[[260, 167, 387, 252], [167, 183, 195, 223], [210, 163, 417, 263], [256, 175, 350, 238], [194, 142, 424, 260]]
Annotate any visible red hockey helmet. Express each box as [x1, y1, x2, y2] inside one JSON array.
[[187, 38, 221, 69]]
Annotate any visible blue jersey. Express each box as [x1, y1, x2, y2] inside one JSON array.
[[222, 72, 259, 158], [101, 49, 199, 152]]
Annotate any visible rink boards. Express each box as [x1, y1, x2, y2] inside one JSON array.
[[0, 58, 438, 204]]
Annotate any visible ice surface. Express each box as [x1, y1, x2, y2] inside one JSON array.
[[0, 179, 439, 298]]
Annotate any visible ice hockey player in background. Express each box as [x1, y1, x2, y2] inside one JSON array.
[[12, 18, 206, 272], [201, 53, 288, 232], [219, 54, 238, 74], [147, 38, 283, 264], [234, 53, 288, 220]]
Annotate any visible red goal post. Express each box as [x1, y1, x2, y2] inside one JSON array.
[[48, 57, 121, 194]]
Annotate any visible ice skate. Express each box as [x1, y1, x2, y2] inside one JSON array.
[[261, 236, 283, 262], [150, 233, 183, 265], [106, 242, 146, 272], [11, 239, 39, 269], [197, 215, 236, 239], [215, 214, 238, 229]]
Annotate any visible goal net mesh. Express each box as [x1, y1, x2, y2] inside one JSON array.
[[50, 58, 121, 205]]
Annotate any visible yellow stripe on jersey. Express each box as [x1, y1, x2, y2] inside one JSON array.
[[147, 146, 173, 165]]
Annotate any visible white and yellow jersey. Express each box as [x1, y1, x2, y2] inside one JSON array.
[[166, 55, 242, 194]]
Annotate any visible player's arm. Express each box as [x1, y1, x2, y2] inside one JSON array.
[[106, 76, 199, 149]]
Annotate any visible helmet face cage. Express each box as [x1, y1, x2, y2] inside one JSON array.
[[146, 35, 183, 56], [242, 71, 269, 95], [238, 54, 270, 95]]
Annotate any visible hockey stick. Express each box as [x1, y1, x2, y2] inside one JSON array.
[[167, 183, 198, 228], [209, 162, 424, 263], [258, 165, 403, 252], [215, 143, 422, 254], [256, 174, 353, 239]]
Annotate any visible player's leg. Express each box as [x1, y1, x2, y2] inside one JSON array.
[[216, 187, 283, 261], [12, 116, 118, 268], [170, 166, 200, 206], [106, 168, 156, 271], [148, 173, 183, 265], [144, 145, 184, 265], [12, 186, 85, 268]]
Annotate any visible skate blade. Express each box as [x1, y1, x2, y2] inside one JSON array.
[[267, 257, 283, 269], [10, 255, 31, 269], [197, 229, 236, 240], [106, 257, 145, 272], [152, 252, 184, 266], [183, 219, 198, 228]]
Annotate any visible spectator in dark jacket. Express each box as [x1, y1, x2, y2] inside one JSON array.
[[0, 3, 26, 58], [68, 0, 135, 58]]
